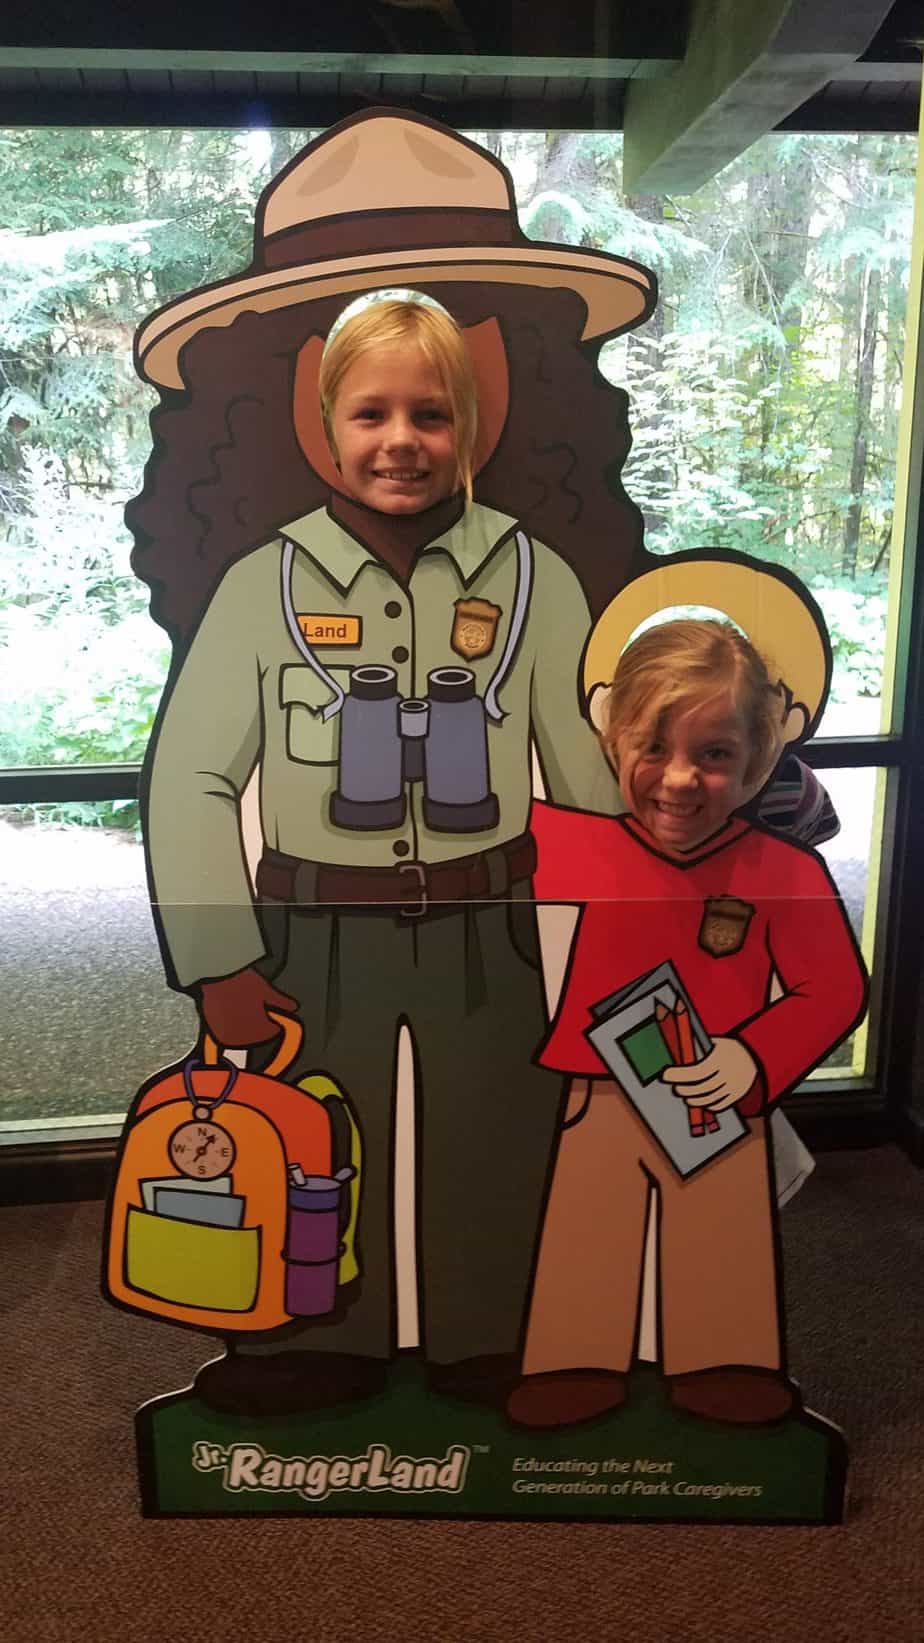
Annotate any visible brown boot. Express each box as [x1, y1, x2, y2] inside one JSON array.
[[193, 1350, 388, 1417], [668, 1367, 798, 1425], [506, 1370, 629, 1429], [428, 1354, 519, 1409]]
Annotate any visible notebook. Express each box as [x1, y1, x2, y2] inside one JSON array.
[[586, 960, 748, 1178]]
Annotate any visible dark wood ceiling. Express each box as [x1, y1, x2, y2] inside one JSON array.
[[0, 1, 918, 135]]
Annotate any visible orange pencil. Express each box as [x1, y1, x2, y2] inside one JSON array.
[[674, 997, 696, 1065], [656, 1000, 681, 1062]]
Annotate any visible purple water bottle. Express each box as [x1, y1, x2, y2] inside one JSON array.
[[284, 1165, 354, 1317]]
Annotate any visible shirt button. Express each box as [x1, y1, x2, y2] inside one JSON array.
[[385, 601, 402, 618], [392, 646, 409, 664], [393, 840, 410, 857]]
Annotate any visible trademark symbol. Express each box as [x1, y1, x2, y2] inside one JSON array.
[[473, 1444, 491, 1454]]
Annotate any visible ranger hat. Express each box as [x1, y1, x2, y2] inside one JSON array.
[[135, 108, 657, 390]]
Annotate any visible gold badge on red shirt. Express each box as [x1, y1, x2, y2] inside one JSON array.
[[698, 895, 755, 958], [450, 598, 502, 661]]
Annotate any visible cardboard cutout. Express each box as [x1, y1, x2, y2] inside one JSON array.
[[103, 110, 867, 1521]]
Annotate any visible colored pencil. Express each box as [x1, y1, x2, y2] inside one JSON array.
[[670, 996, 719, 1139], [674, 997, 696, 1065], [655, 999, 681, 1061]]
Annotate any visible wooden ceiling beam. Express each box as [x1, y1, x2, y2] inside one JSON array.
[[623, 0, 903, 194], [0, 87, 628, 133], [0, 49, 678, 81], [0, 1, 684, 63]]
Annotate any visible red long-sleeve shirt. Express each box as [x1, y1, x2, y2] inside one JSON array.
[[531, 802, 868, 1116]]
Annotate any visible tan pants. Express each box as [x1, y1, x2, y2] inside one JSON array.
[[523, 1081, 782, 1379]]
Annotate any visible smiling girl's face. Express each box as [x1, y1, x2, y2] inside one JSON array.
[[616, 690, 752, 853], [328, 342, 459, 515]]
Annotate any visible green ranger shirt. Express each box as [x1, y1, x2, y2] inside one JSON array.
[[147, 502, 619, 987]]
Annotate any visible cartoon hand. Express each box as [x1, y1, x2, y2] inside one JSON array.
[[661, 1037, 758, 1113], [200, 967, 299, 1048]]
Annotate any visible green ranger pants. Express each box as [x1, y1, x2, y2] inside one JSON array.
[[240, 890, 565, 1365]]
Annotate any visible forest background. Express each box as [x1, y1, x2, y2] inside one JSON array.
[[0, 126, 915, 826]]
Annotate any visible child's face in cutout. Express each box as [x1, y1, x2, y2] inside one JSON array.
[[329, 343, 458, 514], [615, 691, 752, 853]]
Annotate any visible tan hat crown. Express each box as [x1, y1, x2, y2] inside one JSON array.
[[261, 117, 512, 241], [135, 108, 657, 391]]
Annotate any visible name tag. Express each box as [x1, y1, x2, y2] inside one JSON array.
[[297, 614, 362, 646]]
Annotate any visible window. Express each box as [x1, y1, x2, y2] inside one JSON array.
[[0, 127, 918, 1141], [0, 802, 197, 1142]]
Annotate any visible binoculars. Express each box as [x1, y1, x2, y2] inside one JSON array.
[[330, 664, 500, 834]]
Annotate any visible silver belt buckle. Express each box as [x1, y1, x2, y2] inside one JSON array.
[[398, 861, 428, 918]]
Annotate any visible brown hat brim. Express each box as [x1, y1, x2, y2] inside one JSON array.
[[135, 243, 656, 389]]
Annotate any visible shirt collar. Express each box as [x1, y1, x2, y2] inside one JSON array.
[[425, 503, 519, 587], [279, 502, 518, 595], [622, 813, 751, 866]]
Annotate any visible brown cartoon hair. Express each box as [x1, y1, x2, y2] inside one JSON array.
[[127, 283, 649, 649]]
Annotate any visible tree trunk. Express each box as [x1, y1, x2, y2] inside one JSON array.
[[520, 132, 595, 241], [842, 263, 882, 579], [742, 146, 813, 467], [623, 190, 668, 541], [270, 131, 300, 178]]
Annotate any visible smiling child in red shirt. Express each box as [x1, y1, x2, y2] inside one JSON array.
[[507, 617, 867, 1430]]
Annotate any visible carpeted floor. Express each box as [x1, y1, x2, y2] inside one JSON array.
[[3, 1144, 923, 1643]]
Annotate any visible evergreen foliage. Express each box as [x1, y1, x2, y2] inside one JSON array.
[[0, 126, 914, 812]]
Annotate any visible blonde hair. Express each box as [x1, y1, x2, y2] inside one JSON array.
[[319, 298, 478, 502], [603, 618, 783, 781]]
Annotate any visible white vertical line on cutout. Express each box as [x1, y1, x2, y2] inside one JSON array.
[[395, 1022, 419, 1350]]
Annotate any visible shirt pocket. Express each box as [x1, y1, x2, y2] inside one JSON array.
[[279, 664, 352, 766]]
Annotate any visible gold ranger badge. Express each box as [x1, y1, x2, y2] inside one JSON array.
[[698, 895, 755, 958], [450, 597, 502, 661]]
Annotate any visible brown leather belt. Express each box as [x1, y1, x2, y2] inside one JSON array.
[[256, 832, 537, 918]]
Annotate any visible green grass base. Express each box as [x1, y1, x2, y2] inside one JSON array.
[[137, 1359, 846, 1522]]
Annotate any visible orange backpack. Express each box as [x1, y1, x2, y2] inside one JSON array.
[[104, 1015, 357, 1333]]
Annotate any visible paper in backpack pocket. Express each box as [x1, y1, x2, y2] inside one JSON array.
[[140, 1174, 233, 1213], [154, 1187, 246, 1229], [585, 959, 747, 1178]]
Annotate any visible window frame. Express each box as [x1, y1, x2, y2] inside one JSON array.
[[1, 108, 922, 1202]]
